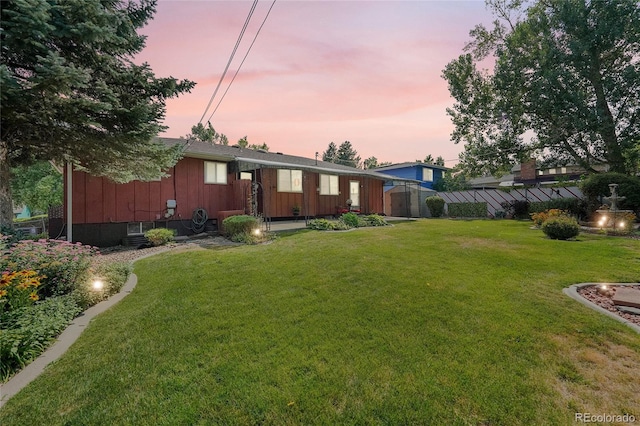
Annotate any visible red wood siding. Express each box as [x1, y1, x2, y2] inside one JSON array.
[[67, 158, 244, 224], [256, 169, 384, 217], [66, 160, 384, 224]]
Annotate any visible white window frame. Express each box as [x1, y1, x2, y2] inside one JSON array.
[[277, 169, 303, 193], [422, 167, 434, 182], [204, 161, 227, 184], [319, 174, 339, 195]]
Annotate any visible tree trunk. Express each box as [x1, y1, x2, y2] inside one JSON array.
[[589, 51, 625, 174], [0, 140, 14, 228]]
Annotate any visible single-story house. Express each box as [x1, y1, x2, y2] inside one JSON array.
[[59, 138, 412, 246]]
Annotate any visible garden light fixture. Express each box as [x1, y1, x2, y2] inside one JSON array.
[[92, 279, 104, 291]]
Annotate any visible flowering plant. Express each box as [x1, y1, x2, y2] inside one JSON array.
[[3, 239, 99, 297], [0, 270, 43, 312], [530, 209, 568, 227]]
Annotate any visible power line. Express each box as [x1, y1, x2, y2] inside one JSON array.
[[206, 0, 277, 123], [198, 0, 259, 124]]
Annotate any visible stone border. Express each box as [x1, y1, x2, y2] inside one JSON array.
[[563, 283, 640, 334], [0, 249, 169, 408]]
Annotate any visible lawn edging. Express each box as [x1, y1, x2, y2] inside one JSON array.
[[563, 283, 640, 334], [0, 272, 140, 408]]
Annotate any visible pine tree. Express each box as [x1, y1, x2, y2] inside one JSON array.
[[0, 0, 195, 226]]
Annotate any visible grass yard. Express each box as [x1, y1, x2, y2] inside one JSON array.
[[1, 220, 639, 424]]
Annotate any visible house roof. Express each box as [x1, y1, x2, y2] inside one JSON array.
[[159, 138, 419, 183], [373, 162, 449, 172]]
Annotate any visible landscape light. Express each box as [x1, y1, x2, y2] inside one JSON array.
[[598, 217, 606, 227], [92, 279, 104, 291], [253, 228, 261, 236], [619, 221, 625, 228]]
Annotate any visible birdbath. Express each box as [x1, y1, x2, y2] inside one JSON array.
[[596, 184, 633, 230]]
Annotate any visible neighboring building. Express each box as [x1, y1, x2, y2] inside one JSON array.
[[13, 204, 31, 219], [372, 162, 447, 218], [62, 138, 410, 246], [373, 162, 448, 190], [468, 159, 609, 188]]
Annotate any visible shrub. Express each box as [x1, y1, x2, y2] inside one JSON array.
[[447, 202, 487, 218], [363, 214, 388, 226], [0, 270, 44, 313], [3, 239, 98, 298], [541, 216, 580, 240], [222, 215, 258, 238], [1, 295, 82, 381], [341, 212, 360, 228], [530, 209, 567, 227], [331, 219, 351, 231], [529, 198, 586, 219], [426, 196, 445, 218], [494, 210, 506, 219], [307, 219, 334, 230], [144, 228, 175, 246], [72, 262, 132, 310]]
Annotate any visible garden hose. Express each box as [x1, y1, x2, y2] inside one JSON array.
[[192, 208, 208, 233]]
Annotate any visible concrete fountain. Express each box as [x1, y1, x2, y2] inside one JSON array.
[[595, 183, 634, 231]]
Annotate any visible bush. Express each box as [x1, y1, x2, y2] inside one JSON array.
[[3, 239, 98, 298], [494, 210, 506, 219], [530, 209, 567, 227], [307, 219, 334, 230], [1, 295, 82, 381], [447, 202, 487, 218], [426, 196, 445, 218], [580, 172, 640, 216], [363, 214, 388, 226], [341, 212, 360, 228], [541, 216, 581, 240], [71, 262, 132, 310], [222, 215, 258, 238], [144, 228, 175, 246], [529, 198, 586, 219]]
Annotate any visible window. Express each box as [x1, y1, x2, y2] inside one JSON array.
[[239, 172, 252, 180], [320, 174, 339, 195], [422, 167, 434, 182], [204, 161, 227, 184], [560, 167, 567, 174], [127, 222, 154, 235], [277, 169, 303, 192]]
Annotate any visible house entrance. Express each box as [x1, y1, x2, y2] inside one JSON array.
[[349, 181, 360, 208]]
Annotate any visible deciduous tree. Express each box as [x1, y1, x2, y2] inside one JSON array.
[[443, 0, 640, 177], [0, 0, 195, 226]]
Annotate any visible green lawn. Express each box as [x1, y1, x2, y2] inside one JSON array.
[[1, 220, 639, 425]]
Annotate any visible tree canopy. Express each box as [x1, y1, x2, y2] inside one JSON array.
[[443, 0, 640, 178], [0, 0, 195, 226], [186, 122, 229, 145], [11, 162, 63, 214]]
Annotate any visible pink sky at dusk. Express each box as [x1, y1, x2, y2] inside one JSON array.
[[136, 0, 496, 166]]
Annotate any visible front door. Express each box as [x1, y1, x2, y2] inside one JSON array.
[[349, 181, 360, 209]]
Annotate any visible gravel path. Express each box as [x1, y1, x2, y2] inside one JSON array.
[[91, 236, 241, 267]]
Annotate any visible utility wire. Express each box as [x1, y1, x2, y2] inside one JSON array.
[[206, 0, 277, 123], [198, 0, 259, 124]]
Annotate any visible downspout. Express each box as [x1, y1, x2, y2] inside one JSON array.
[[66, 162, 72, 242]]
